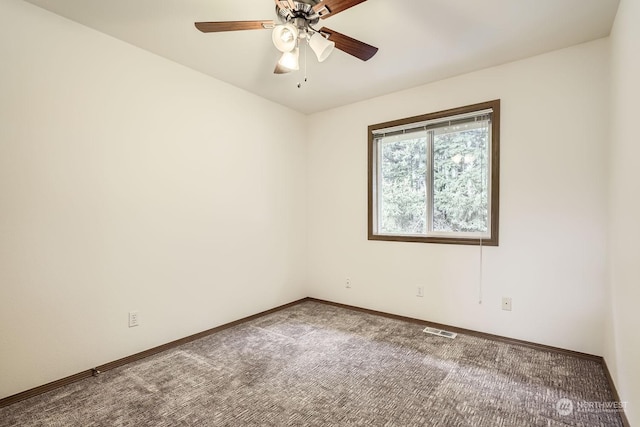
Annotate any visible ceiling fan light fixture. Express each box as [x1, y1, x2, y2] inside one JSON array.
[[273, 62, 292, 74], [309, 32, 335, 62], [277, 47, 300, 71], [272, 23, 299, 52]]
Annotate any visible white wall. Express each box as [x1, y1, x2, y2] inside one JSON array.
[[307, 39, 610, 355], [607, 0, 640, 423], [0, 0, 627, 409], [0, 0, 307, 400]]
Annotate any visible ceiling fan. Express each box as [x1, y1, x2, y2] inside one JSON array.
[[195, 0, 378, 75]]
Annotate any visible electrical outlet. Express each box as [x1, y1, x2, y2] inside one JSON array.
[[129, 311, 140, 327], [345, 278, 351, 289], [502, 297, 512, 311], [417, 286, 424, 297]]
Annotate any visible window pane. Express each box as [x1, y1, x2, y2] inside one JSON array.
[[368, 100, 500, 245], [378, 134, 427, 235], [432, 121, 489, 233]]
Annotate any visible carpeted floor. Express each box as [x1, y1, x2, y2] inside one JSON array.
[[0, 301, 624, 426]]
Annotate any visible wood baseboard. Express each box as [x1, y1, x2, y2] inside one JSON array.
[[307, 298, 602, 362], [601, 358, 631, 427], [0, 298, 309, 408], [0, 370, 94, 408], [1, 295, 630, 427]]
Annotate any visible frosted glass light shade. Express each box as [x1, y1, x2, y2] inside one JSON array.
[[272, 24, 298, 52], [277, 48, 300, 71], [274, 62, 291, 74], [309, 32, 335, 62]]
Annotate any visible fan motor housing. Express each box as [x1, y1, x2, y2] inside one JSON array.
[[276, 0, 322, 27]]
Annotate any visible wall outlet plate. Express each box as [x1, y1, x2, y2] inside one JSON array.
[[502, 297, 512, 311], [129, 311, 140, 327]]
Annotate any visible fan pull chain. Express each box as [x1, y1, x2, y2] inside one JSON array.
[[297, 40, 308, 88]]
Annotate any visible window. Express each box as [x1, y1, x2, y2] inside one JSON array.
[[368, 100, 500, 245]]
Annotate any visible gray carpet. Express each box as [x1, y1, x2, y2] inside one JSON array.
[[0, 301, 624, 426]]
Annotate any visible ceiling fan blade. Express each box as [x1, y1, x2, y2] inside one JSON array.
[[314, 0, 368, 19], [194, 21, 275, 33], [320, 27, 378, 61]]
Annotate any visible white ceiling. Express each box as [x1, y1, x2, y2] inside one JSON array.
[[24, 0, 619, 114]]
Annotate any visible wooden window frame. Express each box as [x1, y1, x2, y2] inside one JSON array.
[[367, 100, 500, 246]]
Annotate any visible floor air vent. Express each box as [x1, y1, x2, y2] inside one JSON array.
[[423, 326, 457, 339]]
